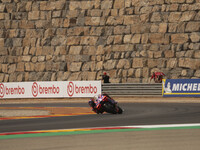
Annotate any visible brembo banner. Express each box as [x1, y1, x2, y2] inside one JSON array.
[[0, 81, 101, 99], [66, 81, 101, 97]]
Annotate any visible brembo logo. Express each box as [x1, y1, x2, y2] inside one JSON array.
[[67, 81, 97, 97], [67, 82, 74, 96], [0, 83, 25, 98], [32, 82, 60, 97]]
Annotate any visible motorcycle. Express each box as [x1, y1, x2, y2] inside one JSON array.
[[89, 94, 123, 114]]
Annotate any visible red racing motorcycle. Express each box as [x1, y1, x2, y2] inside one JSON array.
[[89, 94, 123, 114]]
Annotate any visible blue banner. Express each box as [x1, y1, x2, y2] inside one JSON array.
[[162, 79, 200, 97]]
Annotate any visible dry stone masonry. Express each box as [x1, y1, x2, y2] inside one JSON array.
[[0, 0, 199, 83]]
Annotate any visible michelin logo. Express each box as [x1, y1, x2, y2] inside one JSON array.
[[163, 80, 172, 93], [172, 83, 200, 92], [163, 82, 200, 93]]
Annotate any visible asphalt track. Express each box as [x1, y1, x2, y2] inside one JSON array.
[[0, 102, 200, 133], [1, 102, 200, 150]]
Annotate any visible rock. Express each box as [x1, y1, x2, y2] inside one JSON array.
[[131, 34, 141, 43], [28, 11, 40, 20], [132, 58, 146, 68], [70, 62, 82, 72], [180, 11, 196, 21], [194, 70, 200, 77], [151, 12, 161, 22], [25, 62, 34, 71], [185, 22, 200, 32], [124, 35, 132, 43], [179, 58, 200, 69], [57, 71, 70, 81], [169, 0, 185, 4], [113, 0, 124, 9], [117, 59, 131, 69], [69, 46, 82, 55], [168, 12, 181, 22], [0, 73, 4, 82], [124, 15, 140, 25], [85, 17, 101, 26], [68, 72, 81, 81], [148, 59, 158, 68], [0, 0, 199, 84], [0, 47, 8, 56], [127, 78, 140, 83], [167, 58, 178, 68], [171, 34, 188, 44], [16, 62, 24, 72], [8, 64, 16, 73], [22, 56, 31, 62], [149, 33, 169, 44], [135, 68, 142, 78], [194, 51, 200, 58], [101, 0, 113, 9], [2, 64, 8, 73], [9, 73, 17, 82], [164, 50, 175, 58], [17, 73, 23, 82], [158, 23, 167, 33], [190, 32, 200, 42], [35, 62, 45, 72], [67, 36, 80, 45], [104, 60, 117, 70]]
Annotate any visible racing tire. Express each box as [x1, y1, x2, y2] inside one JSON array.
[[117, 106, 123, 114], [103, 103, 118, 114]]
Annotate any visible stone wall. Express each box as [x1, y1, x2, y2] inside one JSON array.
[[0, 0, 199, 83]]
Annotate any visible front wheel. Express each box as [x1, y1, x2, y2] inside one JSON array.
[[103, 103, 117, 114], [103, 103, 123, 114], [117, 106, 123, 114]]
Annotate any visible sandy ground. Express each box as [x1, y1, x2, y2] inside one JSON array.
[[0, 107, 93, 117]]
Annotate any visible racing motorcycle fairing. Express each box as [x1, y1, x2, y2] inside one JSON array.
[[89, 94, 123, 114]]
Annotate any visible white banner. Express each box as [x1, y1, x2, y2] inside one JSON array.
[[0, 81, 101, 99]]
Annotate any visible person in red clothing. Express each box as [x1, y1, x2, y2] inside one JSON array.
[[150, 72, 165, 83]]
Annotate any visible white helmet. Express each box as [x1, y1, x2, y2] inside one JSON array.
[[93, 95, 98, 101]]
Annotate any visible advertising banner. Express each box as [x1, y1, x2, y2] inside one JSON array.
[[162, 79, 200, 97], [65, 81, 101, 97], [0, 82, 30, 99], [0, 81, 101, 99], [31, 81, 64, 98]]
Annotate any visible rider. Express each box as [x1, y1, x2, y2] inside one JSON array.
[[88, 94, 104, 114], [88, 94, 118, 114]]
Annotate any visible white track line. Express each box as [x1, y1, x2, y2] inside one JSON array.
[[124, 123, 200, 128]]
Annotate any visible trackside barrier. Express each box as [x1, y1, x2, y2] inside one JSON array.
[[0, 81, 101, 99], [102, 83, 162, 97]]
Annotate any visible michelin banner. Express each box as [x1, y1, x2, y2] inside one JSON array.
[[162, 79, 200, 97]]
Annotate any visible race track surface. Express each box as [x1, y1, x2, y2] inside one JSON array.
[[1, 101, 200, 150], [0, 102, 200, 133]]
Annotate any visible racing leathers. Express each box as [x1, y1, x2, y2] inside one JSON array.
[[89, 95, 105, 114]]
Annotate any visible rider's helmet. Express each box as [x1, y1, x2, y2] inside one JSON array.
[[93, 95, 98, 101]]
